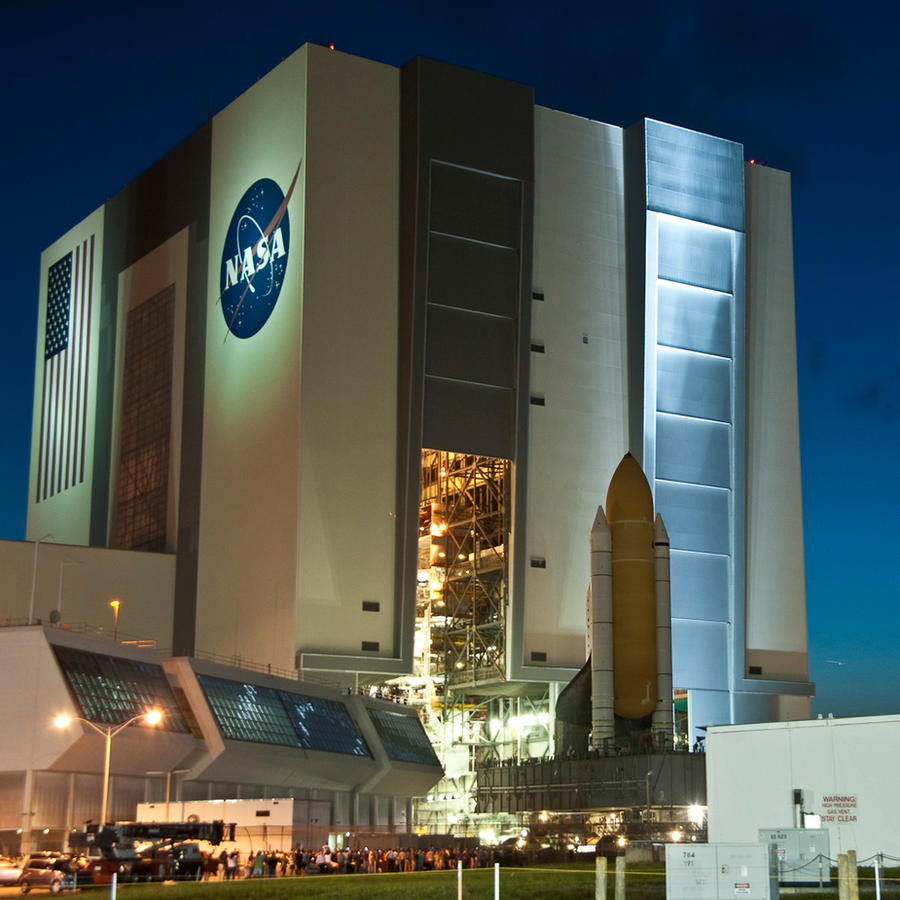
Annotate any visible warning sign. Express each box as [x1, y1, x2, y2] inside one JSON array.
[[734, 883, 751, 894], [821, 794, 857, 824]]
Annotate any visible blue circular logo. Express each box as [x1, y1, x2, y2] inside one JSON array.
[[219, 178, 290, 338]]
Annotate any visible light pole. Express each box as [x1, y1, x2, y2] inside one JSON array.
[[55, 709, 162, 825], [28, 533, 53, 624], [56, 559, 81, 619], [145, 768, 189, 821], [110, 599, 120, 640]]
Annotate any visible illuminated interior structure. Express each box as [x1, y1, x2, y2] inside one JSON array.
[[2, 43, 811, 844]]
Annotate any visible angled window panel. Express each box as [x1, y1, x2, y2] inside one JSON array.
[[656, 413, 731, 488], [196, 675, 299, 748], [657, 217, 734, 293], [655, 481, 731, 556], [657, 281, 732, 358], [51, 645, 188, 732], [669, 549, 730, 622], [656, 347, 731, 422], [369, 708, 441, 766], [277, 691, 371, 757]]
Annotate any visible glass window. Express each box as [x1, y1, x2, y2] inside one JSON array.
[[196, 675, 371, 757], [52, 645, 188, 732], [278, 692, 370, 757], [369, 708, 440, 766], [196, 676, 298, 747]]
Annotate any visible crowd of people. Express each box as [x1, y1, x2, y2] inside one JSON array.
[[203, 845, 500, 878]]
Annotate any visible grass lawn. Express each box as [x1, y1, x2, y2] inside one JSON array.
[[104, 862, 900, 898]]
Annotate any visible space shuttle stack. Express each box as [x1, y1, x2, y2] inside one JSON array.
[[588, 454, 674, 751]]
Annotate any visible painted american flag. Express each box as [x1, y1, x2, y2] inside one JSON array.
[[36, 235, 94, 501]]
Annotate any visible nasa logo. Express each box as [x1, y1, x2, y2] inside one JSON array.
[[219, 177, 291, 339]]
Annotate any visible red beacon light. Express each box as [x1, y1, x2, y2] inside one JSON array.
[[329, 43, 335, 51]]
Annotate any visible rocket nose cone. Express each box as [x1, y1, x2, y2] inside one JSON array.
[[606, 453, 653, 524]]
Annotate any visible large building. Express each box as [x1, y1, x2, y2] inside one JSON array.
[[2, 42, 811, 842]]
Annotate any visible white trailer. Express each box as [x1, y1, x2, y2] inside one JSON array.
[[707, 714, 900, 860]]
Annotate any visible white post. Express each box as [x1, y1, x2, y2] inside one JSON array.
[[615, 855, 625, 900], [56, 559, 80, 618], [457, 859, 463, 900], [494, 861, 499, 899], [595, 855, 607, 899], [110, 870, 117, 900], [875, 852, 882, 900]]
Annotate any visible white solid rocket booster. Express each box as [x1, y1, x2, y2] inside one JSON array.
[[589, 506, 615, 748]]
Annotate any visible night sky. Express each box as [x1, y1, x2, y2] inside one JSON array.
[[2, 1, 897, 718]]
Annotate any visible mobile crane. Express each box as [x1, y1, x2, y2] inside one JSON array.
[[68, 820, 235, 883]]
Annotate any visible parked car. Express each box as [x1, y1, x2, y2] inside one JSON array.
[[0, 856, 23, 885], [17, 854, 92, 893]]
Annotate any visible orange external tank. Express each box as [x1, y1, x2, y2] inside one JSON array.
[[606, 453, 657, 719]]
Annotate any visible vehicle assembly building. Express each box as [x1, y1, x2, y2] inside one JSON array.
[[1, 42, 811, 847]]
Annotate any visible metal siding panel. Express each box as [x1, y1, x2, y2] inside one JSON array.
[[425, 306, 516, 388], [671, 619, 729, 690], [656, 414, 731, 488], [430, 163, 521, 248], [645, 120, 744, 231], [656, 481, 731, 555], [656, 348, 732, 422], [658, 217, 734, 293], [657, 281, 732, 357], [422, 377, 514, 458], [669, 549, 730, 622], [427, 234, 519, 318]]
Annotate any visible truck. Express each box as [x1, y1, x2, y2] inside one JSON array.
[[68, 821, 235, 883]]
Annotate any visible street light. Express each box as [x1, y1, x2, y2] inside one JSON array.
[[55, 709, 162, 825], [56, 559, 81, 620], [110, 599, 120, 640], [28, 533, 53, 624]]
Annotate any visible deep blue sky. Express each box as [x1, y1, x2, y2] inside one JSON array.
[[2, 1, 897, 717]]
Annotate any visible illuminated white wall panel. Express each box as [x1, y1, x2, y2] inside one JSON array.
[[640, 121, 745, 735], [295, 48, 399, 665], [656, 347, 732, 421], [656, 482, 731, 555], [644, 119, 744, 230], [655, 415, 730, 487], [671, 619, 729, 690], [744, 164, 808, 673], [198, 45, 401, 674], [198, 47, 309, 672], [518, 108, 627, 676], [657, 282, 732, 357], [669, 550, 729, 622], [657, 218, 735, 292]]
